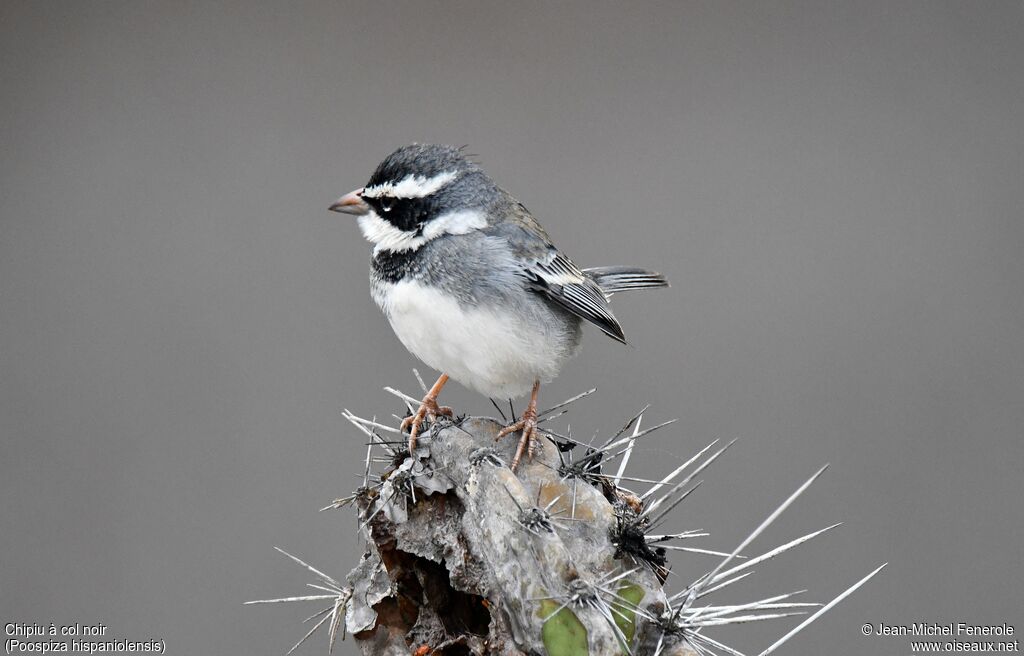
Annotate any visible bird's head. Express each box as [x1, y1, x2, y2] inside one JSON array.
[[330, 144, 494, 254]]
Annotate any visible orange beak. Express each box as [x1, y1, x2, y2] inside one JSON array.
[[328, 188, 370, 215]]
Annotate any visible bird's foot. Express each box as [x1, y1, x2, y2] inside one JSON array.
[[401, 395, 454, 454], [497, 406, 539, 472]]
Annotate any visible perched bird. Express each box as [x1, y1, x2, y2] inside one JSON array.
[[330, 144, 668, 469]]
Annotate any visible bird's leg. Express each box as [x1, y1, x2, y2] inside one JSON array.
[[497, 379, 541, 471], [400, 373, 453, 454]]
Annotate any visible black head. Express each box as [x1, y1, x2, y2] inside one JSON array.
[[331, 144, 497, 252], [359, 144, 483, 233], [365, 144, 477, 192]]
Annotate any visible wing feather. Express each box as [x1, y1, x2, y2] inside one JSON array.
[[484, 200, 627, 342], [525, 250, 626, 343]]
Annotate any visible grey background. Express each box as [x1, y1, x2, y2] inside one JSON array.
[[2, 2, 1022, 654]]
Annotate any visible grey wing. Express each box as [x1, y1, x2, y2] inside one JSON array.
[[526, 249, 627, 343], [486, 203, 626, 343]]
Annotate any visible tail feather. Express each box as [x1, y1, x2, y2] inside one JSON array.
[[583, 266, 670, 295]]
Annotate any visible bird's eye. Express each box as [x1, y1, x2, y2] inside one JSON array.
[[381, 200, 393, 212]]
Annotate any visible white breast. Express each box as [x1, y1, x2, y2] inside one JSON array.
[[374, 279, 576, 399]]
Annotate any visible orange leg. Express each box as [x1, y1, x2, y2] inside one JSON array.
[[400, 373, 453, 454], [497, 379, 541, 471]]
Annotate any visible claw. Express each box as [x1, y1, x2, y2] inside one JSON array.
[[402, 398, 452, 451], [400, 374, 451, 454], [497, 414, 538, 471], [496, 379, 542, 471]]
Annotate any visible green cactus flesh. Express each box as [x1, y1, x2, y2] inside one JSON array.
[[539, 599, 589, 656], [612, 582, 645, 645]]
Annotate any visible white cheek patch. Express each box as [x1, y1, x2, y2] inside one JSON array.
[[422, 209, 488, 240], [358, 212, 425, 254], [362, 170, 458, 199], [358, 209, 488, 254]]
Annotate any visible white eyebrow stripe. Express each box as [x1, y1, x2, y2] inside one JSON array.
[[362, 170, 458, 199]]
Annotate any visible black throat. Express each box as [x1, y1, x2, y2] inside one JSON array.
[[371, 248, 420, 283]]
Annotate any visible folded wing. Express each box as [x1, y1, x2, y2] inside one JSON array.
[[525, 250, 627, 343]]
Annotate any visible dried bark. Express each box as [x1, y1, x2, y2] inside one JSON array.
[[251, 395, 882, 655], [346, 417, 697, 656]]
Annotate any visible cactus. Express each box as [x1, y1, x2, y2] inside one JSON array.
[[248, 383, 885, 656]]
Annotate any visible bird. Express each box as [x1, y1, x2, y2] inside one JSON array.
[[330, 144, 668, 470]]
